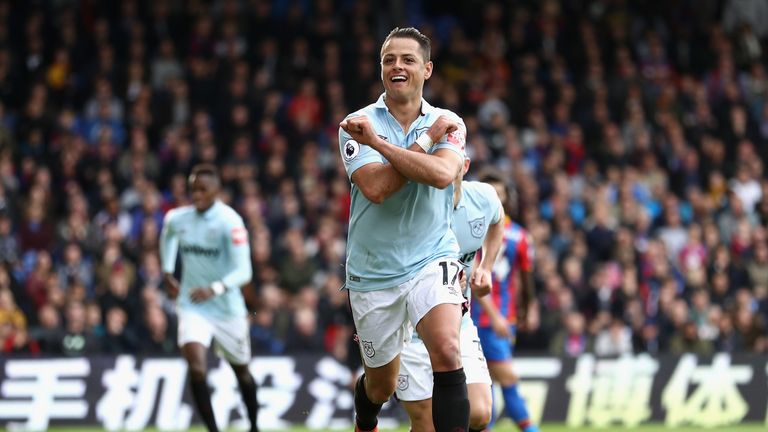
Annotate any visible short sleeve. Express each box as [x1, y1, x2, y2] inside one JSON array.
[[339, 121, 384, 179], [431, 113, 466, 159], [224, 213, 248, 245]]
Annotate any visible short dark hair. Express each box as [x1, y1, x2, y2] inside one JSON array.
[[382, 27, 431, 62], [190, 163, 220, 181], [477, 168, 505, 186], [478, 168, 517, 219]]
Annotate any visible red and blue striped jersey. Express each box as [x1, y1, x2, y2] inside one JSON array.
[[471, 217, 533, 327]]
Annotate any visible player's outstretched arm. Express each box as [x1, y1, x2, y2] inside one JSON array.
[[341, 115, 463, 189]]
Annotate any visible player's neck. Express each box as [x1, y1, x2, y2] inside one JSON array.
[[195, 201, 216, 214], [384, 94, 423, 132]]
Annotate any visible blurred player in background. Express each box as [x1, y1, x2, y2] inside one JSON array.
[[397, 156, 505, 432], [339, 27, 469, 432], [471, 171, 538, 432], [159, 164, 259, 432]]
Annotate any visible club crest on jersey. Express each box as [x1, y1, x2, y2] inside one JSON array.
[[343, 139, 360, 161], [469, 217, 485, 238], [397, 374, 409, 391], [361, 340, 375, 358]]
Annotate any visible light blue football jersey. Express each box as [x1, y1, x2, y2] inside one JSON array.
[[159, 201, 252, 319], [453, 181, 503, 291], [410, 181, 502, 342], [453, 181, 503, 329], [340, 94, 466, 291]]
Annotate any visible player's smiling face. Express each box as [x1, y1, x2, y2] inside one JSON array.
[[380, 37, 432, 102]]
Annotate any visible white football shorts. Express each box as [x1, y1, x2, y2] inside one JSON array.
[[396, 319, 491, 401], [349, 258, 465, 368], [178, 310, 251, 365]]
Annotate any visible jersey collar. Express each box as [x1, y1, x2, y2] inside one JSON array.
[[198, 200, 220, 219], [375, 93, 435, 116]]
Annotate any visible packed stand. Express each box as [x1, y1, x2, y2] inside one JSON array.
[[0, 0, 766, 363]]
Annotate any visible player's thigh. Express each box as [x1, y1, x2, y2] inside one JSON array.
[[461, 322, 492, 387], [178, 310, 214, 349], [477, 326, 513, 362], [349, 288, 409, 369], [395, 339, 433, 402], [407, 258, 464, 367], [477, 326, 519, 384], [402, 398, 434, 432], [211, 314, 251, 366]]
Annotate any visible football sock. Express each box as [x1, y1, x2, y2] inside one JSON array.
[[502, 383, 534, 431], [433, 368, 469, 432], [189, 374, 219, 432], [354, 374, 383, 431], [236, 372, 260, 432]]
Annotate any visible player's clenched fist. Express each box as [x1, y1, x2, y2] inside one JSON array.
[[470, 267, 493, 297], [340, 116, 378, 146], [426, 114, 459, 143]]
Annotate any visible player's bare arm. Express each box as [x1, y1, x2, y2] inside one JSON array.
[[348, 143, 419, 204], [471, 205, 505, 298], [341, 115, 463, 189], [475, 291, 511, 338], [163, 273, 180, 300]]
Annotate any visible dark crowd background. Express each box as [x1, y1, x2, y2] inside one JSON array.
[[0, 0, 767, 367]]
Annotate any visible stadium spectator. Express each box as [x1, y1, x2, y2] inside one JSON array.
[[0, 0, 764, 367]]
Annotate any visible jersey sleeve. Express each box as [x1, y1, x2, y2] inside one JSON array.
[[338, 117, 385, 179], [516, 230, 534, 272], [432, 113, 466, 159], [159, 210, 178, 274], [219, 215, 253, 290]]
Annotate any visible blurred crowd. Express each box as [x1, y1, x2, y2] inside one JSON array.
[[0, 0, 767, 363]]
